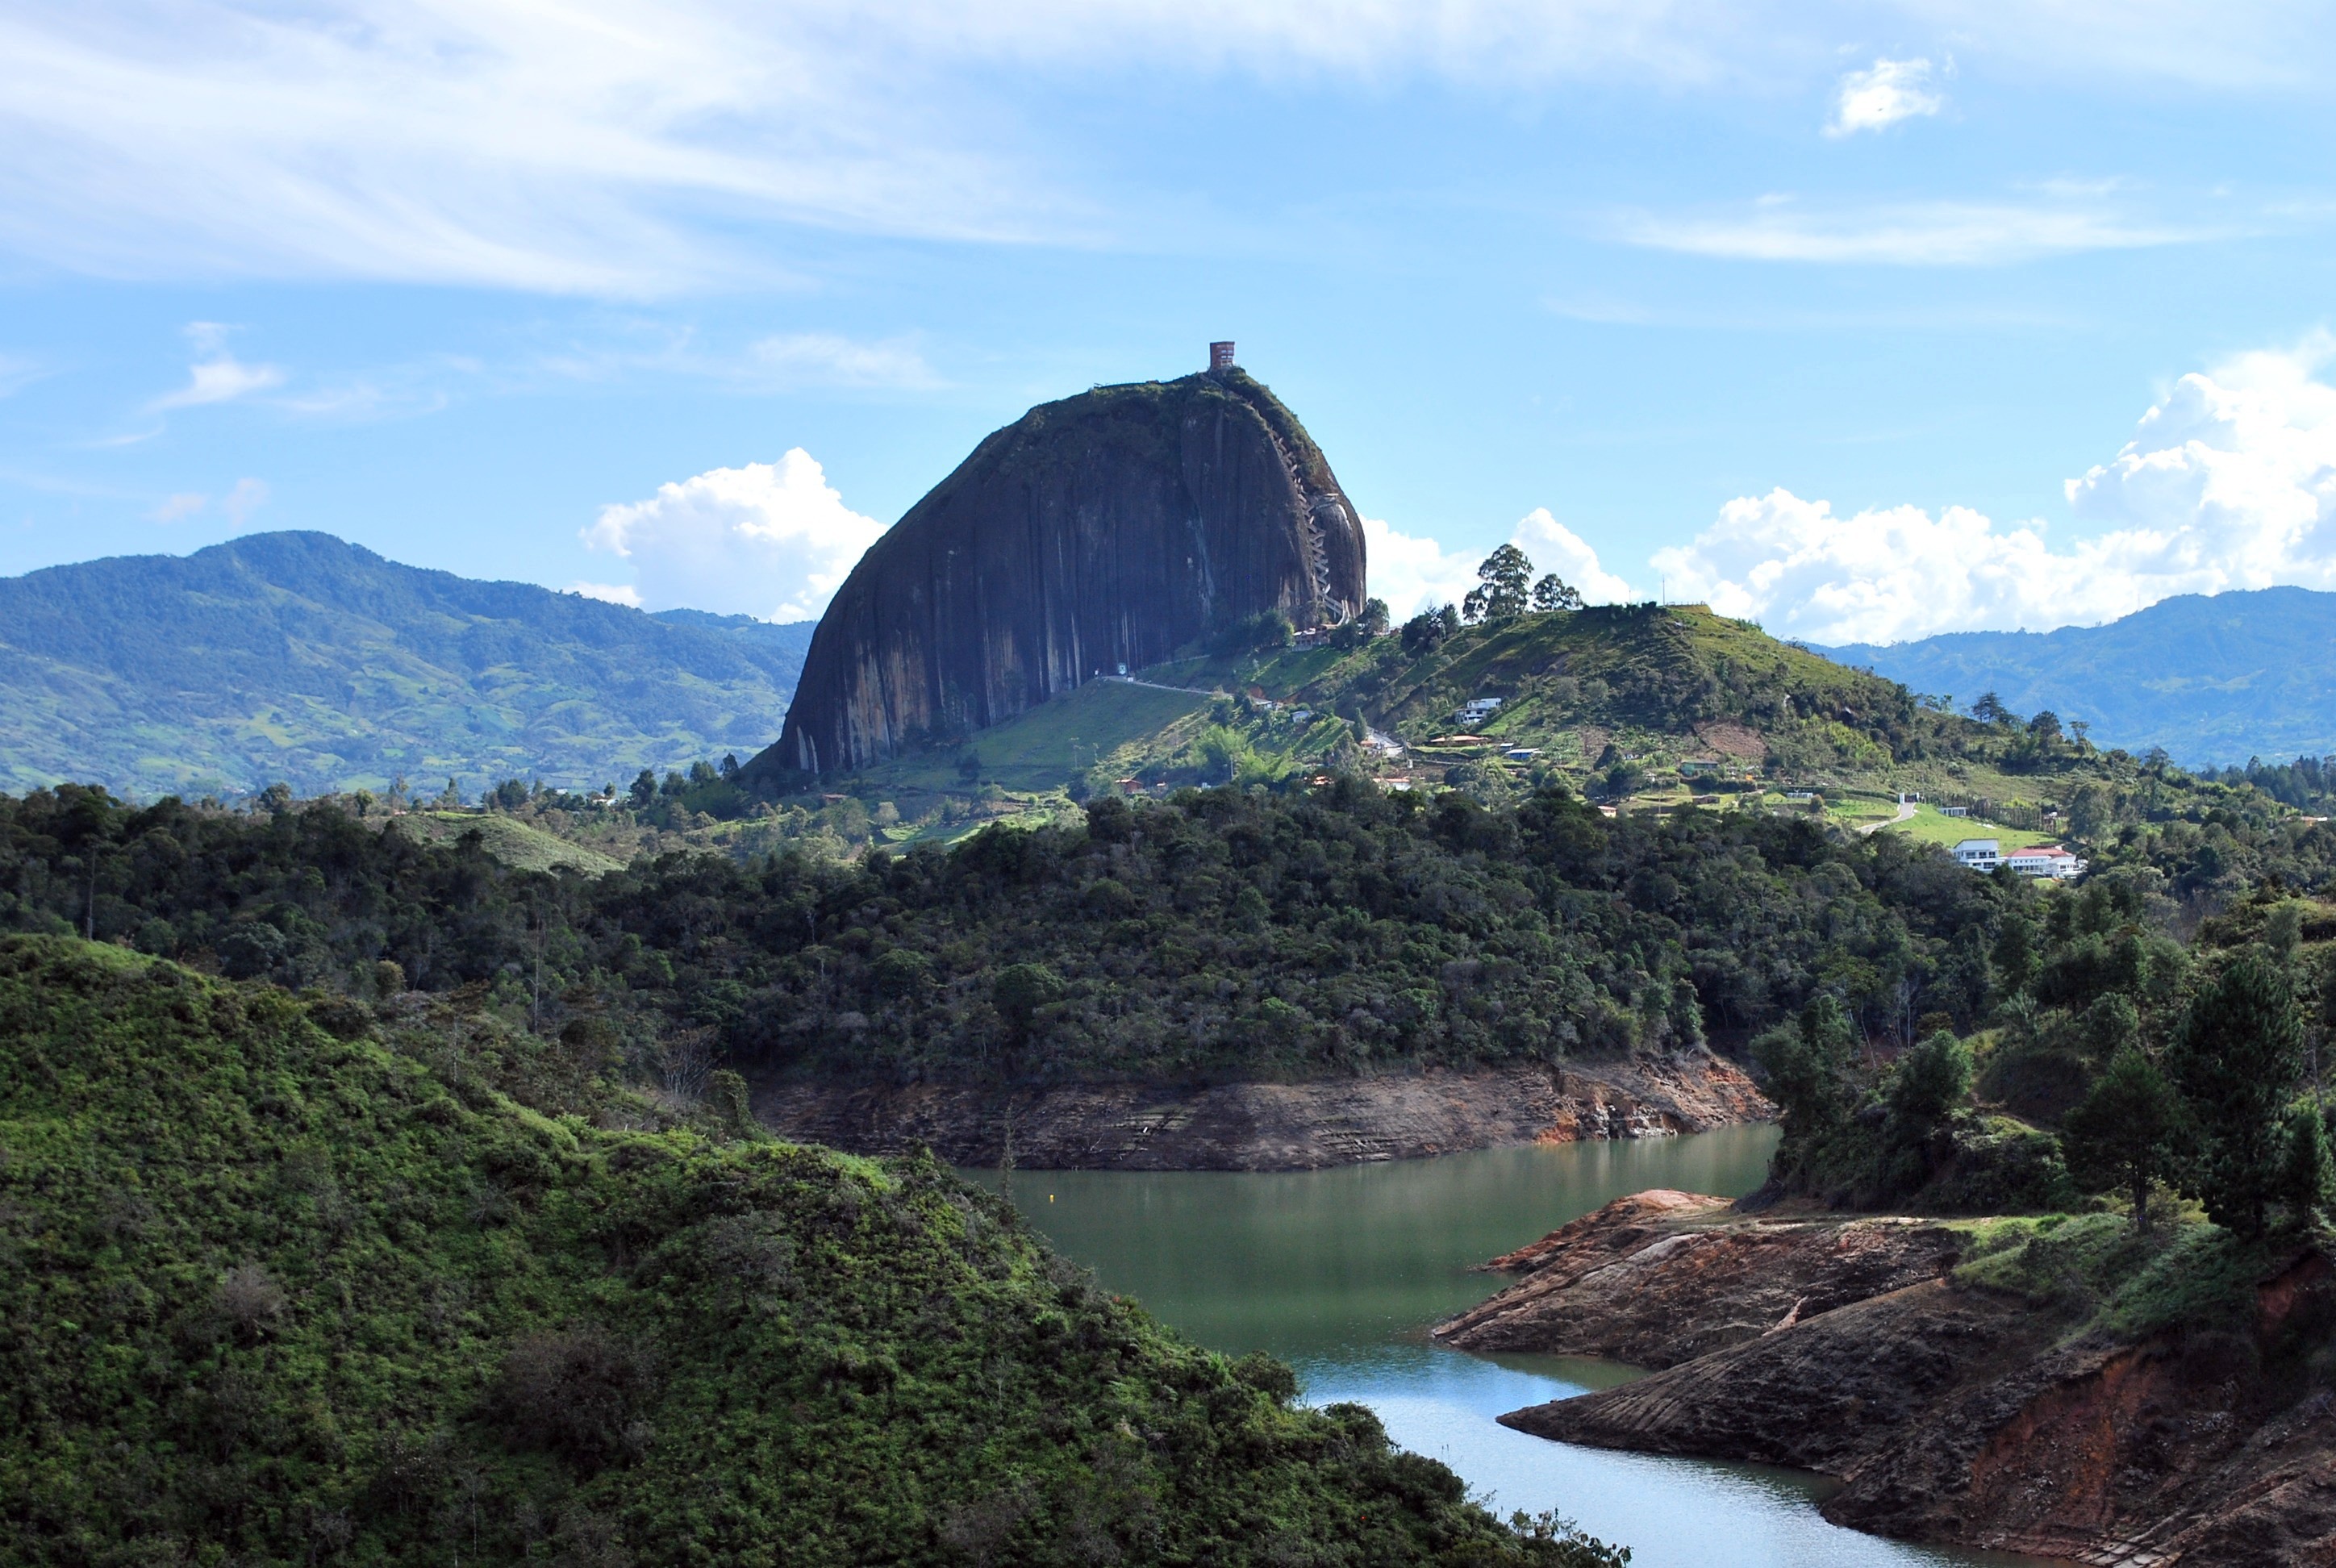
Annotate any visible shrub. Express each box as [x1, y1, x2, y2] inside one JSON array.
[[494, 1327, 657, 1472]]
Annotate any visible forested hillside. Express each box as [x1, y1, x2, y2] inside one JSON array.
[[0, 532, 813, 799], [7, 765, 2321, 1095], [0, 936, 1619, 1566], [1822, 586, 2336, 766]]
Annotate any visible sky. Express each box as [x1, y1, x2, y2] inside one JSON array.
[[2, 1, 2332, 645]]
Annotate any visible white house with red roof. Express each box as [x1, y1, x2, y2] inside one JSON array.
[[2004, 844, 2086, 879]]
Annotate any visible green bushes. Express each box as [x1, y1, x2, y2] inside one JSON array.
[[0, 778, 2021, 1087], [0, 936, 1616, 1566]]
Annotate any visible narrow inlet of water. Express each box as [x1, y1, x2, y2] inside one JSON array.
[[973, 1126, 2048, 1568]]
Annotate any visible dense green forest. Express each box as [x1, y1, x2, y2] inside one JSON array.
[[9, 755, 2334, 1249], [4, 778, 2034, 1087], [1, 936, 1622, 1566], [1752, 850, 2336, 1270], [4, 769, 2331, 1093]]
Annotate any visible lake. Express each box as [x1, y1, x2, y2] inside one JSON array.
[[974, 1126, 2047, 1568]]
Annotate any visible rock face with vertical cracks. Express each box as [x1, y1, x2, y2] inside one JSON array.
[[765, 369, 1366, 774]]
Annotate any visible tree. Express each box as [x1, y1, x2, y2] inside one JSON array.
[[1992, 912, 2038, 997], [1465, 544, 1533, 623], [1359, 597, 1391, 636], [1531, 574, 1583, 612], [1752, 995, 1854, 1165], [992, 962, 1064, 1043], [1971, 691, 2016, 727], [2028, 711, 2064, 744], [1883, 1029, 1973, 1192], [2276, 1101, 2334, 1225], [2061, 1045, 2184, 1230], [628, 769, 657, 810], [1400, 610, 1449, 656], [1438, 603, 1462, 640], [1889, 1030, 1973, 1131], [2168, 953, 2308, 1236]]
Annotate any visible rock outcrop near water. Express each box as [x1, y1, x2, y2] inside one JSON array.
[[751, 1053, 1771, 1172], [1461, 1193, 2336, 1566], [770, 368, 1366, 773]]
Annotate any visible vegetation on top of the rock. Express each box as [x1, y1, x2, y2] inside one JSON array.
[[0, 934, 1624, 1566]]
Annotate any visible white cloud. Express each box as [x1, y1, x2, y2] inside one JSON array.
[[1364, 507, 1634, 619], [0, 4, 2315, 292], [150, 323, 285, 410], [567, 581, 644, 607], [1612, 197, 2207, 265], [221, 477, 269, 523], [1513, 508, 1640, 603], [1649, 335, 2336, 644], [151, 353, 284, 410], [1826, 56, 1943, 136], [584, 448, 886, 621], [151, 491, 206, 523]]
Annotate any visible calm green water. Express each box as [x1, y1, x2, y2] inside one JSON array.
[[974, 1127, 2046, 1568]]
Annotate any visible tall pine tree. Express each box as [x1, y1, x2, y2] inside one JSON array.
[[2168, 953, 2306, 1237]]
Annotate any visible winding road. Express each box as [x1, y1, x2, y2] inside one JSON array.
[[1858, 799, 1919, 836]]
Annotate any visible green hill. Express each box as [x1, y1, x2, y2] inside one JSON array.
[[1822, 586, 2336, 768], [715, 602, 2301, 863], [0, 935, 1617, 1566], [0, 532, 813, 801]]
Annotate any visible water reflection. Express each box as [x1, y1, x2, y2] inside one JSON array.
[[974, 1127, 2048, 1568]]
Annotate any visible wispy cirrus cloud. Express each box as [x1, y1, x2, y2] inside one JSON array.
[[749, 333, 940, 390], [145, 475, 270, 526], [0, 2, 2321, 294], [1611, 194, 2215, 265]]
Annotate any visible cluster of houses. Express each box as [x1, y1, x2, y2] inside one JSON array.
[[1951, 838, 2087, 879]]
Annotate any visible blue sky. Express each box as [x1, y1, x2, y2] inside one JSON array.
[[3, 2, 2333, 643]]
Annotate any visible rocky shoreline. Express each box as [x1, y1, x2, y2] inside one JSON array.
[[749, 1051, 1771, 1172], [1440, 1191, 2336, 1566]]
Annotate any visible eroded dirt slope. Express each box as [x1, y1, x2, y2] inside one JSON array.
[[1455, 1194, 2336, 1566]]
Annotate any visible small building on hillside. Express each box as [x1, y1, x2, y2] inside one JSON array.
[[1454, 696, 1503, 724], [2005, 844, 2087, 880], [1953, 838, 2002, 871]]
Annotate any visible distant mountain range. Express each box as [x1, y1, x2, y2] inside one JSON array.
[[0, 532, 813, 799], [1820, 587, 2336, 767]]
